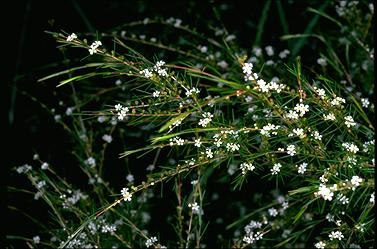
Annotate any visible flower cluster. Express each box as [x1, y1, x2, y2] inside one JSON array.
[[198, 112, 213, 127], [121, 187, 132, 202], [115, 104, 129, 120], [88, 40, 102, 55], [140, 60, 168, 78], [240, 162, 255, 175]]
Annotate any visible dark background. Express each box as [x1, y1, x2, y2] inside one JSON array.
[[5, 0, 332, 247]]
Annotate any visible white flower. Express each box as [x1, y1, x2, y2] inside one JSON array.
[[37, 180, 46, 189], [342, 142, 359, 154], [286, 110, 299, 120], [311, 131, 322, 140], [114, 104, 129, 120], [330, 96, 346, 107], [97, 116, 107, 123], [253, 47, 262, 57], [205, 148, 213, 159], [329, 231, 344, 241], [240, 162, 255, 175], [278, 49, 290, 59], [323, 112, 336, 121], [316, 184, 334, 201], [294, 103, 309, 117], [65, 106, 75, 116], [33, 236, 40, 244], [297, 162, 307, 174], [198, 112, 213, 127], [88, 40, 102, 55], [41, 162, 49, 170], [66, 33, 77, 42], [217, 60, 228, 69], [317, 58, 327, 66], [121, 187, 132, 202], [314, 86, 326, 99], [337, 193, 349, 205], [188, 202, 203, 215], [102, 134, 113, 143], [54, 114, 62, 122], [85, 157, 96, 167], [265, 45, 274, 56], [344, 115, 356, 127], [194, 138, 202, 147], [271, 163, 282, 175], [140, 68, 153, 78], [126, 174, 134, 183], [350, 176, 363, 189], [268, 208, 278, 217], [292, 128, 305, 138], [361, 98, 370, 108], [225, 143, 240, 152], [314, 241, 326, 249], [152, 90, 160, 98], [145, 237, 158, 248], [370, 193, 375, 204], [286, 144, 296, 156], [260, 123, 280, 137]]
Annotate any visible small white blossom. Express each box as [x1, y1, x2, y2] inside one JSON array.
[[205, 148, 213, 159], [328, 230, 344, 241], [85, 157, 96, 167], [65, 106, 75, 116], [361, 98, 370, 108], [311, 130, 322, 140], [265, 45, 274, 56], [41, 162, 49, 170], [271, 163, 282, 175], [342, 142, 359, 153], [323, 112, 336, 121], [344, 115, 356, 128], [145, 237, 158, 248], [285, 110, 299, 120], [102, 134, 113, 143], [330, 96, 346, 107], [152, 90, 160, 98], [314, 241, 326, 249], [297, 162, 307, 174], [370, 193, 375, 204], [194, 138, 202, 148], [66, 33, 77, 42], [198, 112, 213, 127], [260, 123, 280, 137], [240, 163, 255, 175], [316, 184, 334, 201], [317, 58, 327, 66], [97, 116, 107, 123], [33, 236, 40, 244], [268, 208, 278, 217], [337, 193, 349, 205], [292, 128, 306, 138], [286, 144, 296, 156], [126, 174, 134, 183], [225, 142, 240, 152], [294, 103, 309, 117], [16, 164, 33, 174], [121, 187, 132, 202], [88, 40, 102, 55], [278, 49, 290, 59], [188, 202, 203, 215], [36, 180, 46, 189], [350, 176, 363, 190], [313, 86, 326, 99], [140, 68, 153, 78]]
